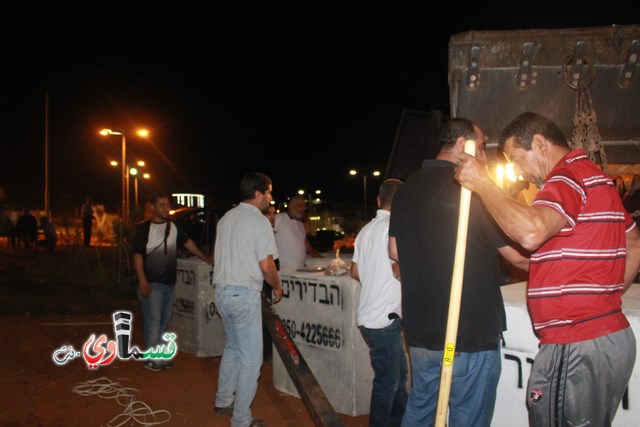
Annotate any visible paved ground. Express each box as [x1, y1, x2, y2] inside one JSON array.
[[0, 247, 369, 426]]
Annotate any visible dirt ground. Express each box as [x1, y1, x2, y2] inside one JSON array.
[[0, 248, 369, 427]]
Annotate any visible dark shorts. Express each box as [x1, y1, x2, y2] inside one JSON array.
[[527, 327, 636, 426]]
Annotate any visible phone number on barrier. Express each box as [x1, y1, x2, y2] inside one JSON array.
[[280, 318, 342, 350]]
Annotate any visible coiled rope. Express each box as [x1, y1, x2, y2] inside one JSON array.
[[72, 377, 171, 426]]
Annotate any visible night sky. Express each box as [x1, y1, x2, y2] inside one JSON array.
[[1, 3, 637, 215]]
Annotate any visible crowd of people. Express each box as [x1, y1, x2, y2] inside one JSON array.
[[0, 195, 108, 252], [0, 194, 100, 252], [0, 207, 57, 252], [4, 111, 640, 427], [197, 112, 639, 427]]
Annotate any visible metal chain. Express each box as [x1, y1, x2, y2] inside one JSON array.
[[571, 91, 588, 152], [564, 53, 608, 173]]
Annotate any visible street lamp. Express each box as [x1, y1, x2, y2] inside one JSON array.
[[297, 188, 322, 213], [349, 169, 381, 220], [100, 129, 126, 219], [311, 189, 322, 213], [129, 161, 150, 208], [107, 159, 149, 213], [99, 128, 149, 220], [129, 167, 139, 208]]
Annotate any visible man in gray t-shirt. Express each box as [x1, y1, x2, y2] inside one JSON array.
[[213, 172, 283, 427]]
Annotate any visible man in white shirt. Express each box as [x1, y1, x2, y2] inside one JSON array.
[[350, 178, 407, 427], [273, 194, 321, 272], [213, 172, 283, 427]]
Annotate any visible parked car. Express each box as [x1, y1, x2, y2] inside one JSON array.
[[169, 207, 223, 255], [308, 229, 345, 253]]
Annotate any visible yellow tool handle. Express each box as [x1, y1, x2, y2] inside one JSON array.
[[435, 139, 476, 427]]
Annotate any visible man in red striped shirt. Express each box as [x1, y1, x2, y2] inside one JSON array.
[[455, 112, 640, 426]]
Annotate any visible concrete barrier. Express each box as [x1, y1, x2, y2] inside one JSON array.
[[170, 257, 225, 357], [272, 273, 640, 426], [272, 272, 374, 416]]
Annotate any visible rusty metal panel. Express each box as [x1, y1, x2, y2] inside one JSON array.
[[448, 25, 640, 164]]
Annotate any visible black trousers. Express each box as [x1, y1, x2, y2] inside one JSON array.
[[82, 216, 92, 247]]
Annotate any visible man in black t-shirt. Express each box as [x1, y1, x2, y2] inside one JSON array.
[[388, 118, 529, 427], [132, 193, 213, 372]]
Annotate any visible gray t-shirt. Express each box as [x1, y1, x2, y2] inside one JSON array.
[[213, 202, 278, 291]]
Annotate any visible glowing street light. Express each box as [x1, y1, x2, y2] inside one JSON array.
[[350, 169, 381, 220], [109, 159, 148, 210], [297, 188, 323, 213], [129, 162, 151, 208], [130, 167, 138, 206], [99, 128, 149, 220]]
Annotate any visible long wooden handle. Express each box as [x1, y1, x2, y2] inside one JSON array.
[[434, 140, 476, 427]]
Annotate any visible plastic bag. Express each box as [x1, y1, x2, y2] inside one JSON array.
[[324, 249, 349, 276]]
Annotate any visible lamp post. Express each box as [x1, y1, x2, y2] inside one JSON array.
[[297, 188, 322, 213], [100, 128, 149, 220], [311, 189, 322, 213], [130, 167, 139, 208], [100, 129, 126, 219], [101, 128, 149, 284], [129, 161, 150, 208], [349, 169, 380, 220]]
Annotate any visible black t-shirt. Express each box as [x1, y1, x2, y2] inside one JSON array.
[[389, 159, 509, 352]]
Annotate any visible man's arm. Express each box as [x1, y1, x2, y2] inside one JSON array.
[[133, 253, 151, 298], [387, 237, 402, 280], [391, 261, 401, 281], [305, 237, 323, 257], [350, 261, 359, 280], [456, 155, 565, 251], [260, 255, 283, 303], [625, 226, 640, 291], [388, 236, 399, 262], [183, 238, 214, 265], [497, 245, 530, 272]]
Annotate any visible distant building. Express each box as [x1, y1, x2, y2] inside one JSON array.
[[172, 193, 205, 208]]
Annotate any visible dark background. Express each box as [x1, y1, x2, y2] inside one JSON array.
[[1, 2, 637, 214]]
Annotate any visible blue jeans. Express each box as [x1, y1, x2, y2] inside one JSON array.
[[401, 347, 501, 427], [359, 318, 408, 427], [137, 282, 174, 352], [214, 285, 262, 427]]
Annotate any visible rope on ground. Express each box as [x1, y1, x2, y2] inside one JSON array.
[[72, 376, 171, 426]]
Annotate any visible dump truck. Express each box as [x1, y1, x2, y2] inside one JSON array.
[[387, 24, 640, 188]]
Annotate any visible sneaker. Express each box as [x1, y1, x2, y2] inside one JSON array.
[[214, 404, 234, 416], [249, 420, 265, 427], [144, 361, 164, 372]]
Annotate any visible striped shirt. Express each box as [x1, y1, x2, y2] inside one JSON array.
[[529, 149, 636, 344]]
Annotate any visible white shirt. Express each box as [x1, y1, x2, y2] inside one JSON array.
[[213, 202, 278, 291], [273, 212, 307, 273], [352, 209, 402, 329]]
